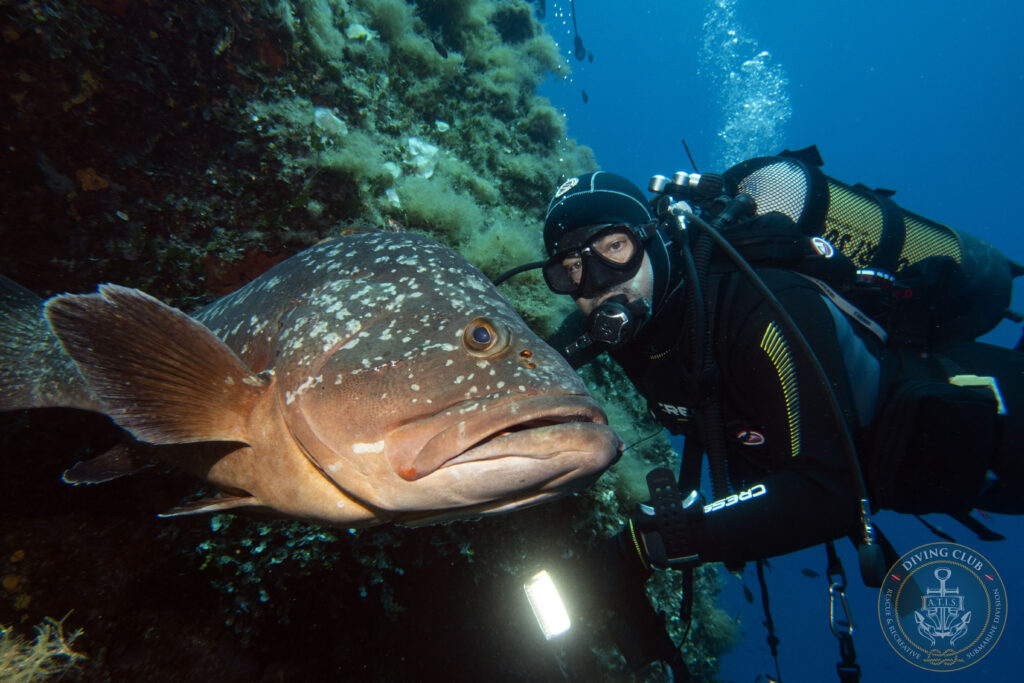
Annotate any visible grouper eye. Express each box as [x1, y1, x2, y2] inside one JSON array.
[[463, 317, 509, 357]]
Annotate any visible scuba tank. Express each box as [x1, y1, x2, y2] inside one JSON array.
[[719, 146, 1023, 346]]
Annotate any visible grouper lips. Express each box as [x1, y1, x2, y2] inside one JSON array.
[[386, 394, 617, 481]]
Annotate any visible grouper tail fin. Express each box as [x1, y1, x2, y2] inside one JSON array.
[[0, 275, 100, 412], [44, 284, 270, 445]]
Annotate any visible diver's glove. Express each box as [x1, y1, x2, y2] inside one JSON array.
[[631, 467, 705, 570], [589, 467, 705, 590]]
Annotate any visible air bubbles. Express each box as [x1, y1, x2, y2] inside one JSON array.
[[699, 0, 791, 168]]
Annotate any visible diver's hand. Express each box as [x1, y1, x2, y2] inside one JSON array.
[[631, 468, 705, 570]]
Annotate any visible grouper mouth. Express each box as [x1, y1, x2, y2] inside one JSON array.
[[386, 394, 616, 481]]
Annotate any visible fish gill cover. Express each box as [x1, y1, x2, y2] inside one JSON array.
[[0, 1, 732, 680]]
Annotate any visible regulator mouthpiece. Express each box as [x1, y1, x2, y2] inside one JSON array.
[[587, 295, 650, 347]]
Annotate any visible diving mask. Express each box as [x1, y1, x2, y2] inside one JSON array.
[[543, 223, 649, 299]]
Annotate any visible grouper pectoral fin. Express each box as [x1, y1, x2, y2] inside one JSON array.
[[61, 437, 154, 485], [158, 493, 266, 518], [44, 284, 269, 445], [0, 274, 102, 412]]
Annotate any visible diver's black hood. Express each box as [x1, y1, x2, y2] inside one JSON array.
[[543, 171, 654, 255], [644, 226, 682, 318], [543, 171, 681, 316]]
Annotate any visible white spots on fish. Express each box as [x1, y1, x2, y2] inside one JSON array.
[[308, 319, 330, 340], [311, 291, 336, 311], [321, 332, 341, 353], [283, 336, 304, 354], [324, 278, 352, 294], [352, 440, 385, 454], [410, 384, 420, 392], [330, 318, 363, 351], [247, 314, 270, 336], [285, 374, 323, 405], [350, 283, 379, 301], [445, 359, 454, 367], [457, 401, 480, 415], [463, 277, 491, 292], [379, 319, 398, 341], [231, 282, 257, 307]]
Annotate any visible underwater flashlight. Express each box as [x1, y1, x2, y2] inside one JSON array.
[[523, 570, 571, 640]]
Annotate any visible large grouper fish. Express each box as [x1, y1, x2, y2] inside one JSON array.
[[0, 231, 622, 527]]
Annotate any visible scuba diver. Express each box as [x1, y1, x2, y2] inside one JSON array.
[[533, 148, 1024, 678]]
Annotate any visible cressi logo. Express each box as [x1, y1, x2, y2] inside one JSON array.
[[877, 541, 1006, 672], [554, 177, 579, 198], [811, 236, 835, 258], [734, 429, 765, 446], [657, 403, 691, 418]]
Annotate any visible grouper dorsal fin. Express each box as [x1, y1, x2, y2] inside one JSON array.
[[45, 284, 269, 445]]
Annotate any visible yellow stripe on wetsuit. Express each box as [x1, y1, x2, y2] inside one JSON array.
[[759, 322, 800, 458]]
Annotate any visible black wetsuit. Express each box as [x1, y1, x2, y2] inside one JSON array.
[[610, 266, 1023, 566]]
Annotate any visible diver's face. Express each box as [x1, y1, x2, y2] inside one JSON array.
[[573, 252, 655, 315]]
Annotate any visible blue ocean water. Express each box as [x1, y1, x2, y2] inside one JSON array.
[[538, 1, 1024, 680]]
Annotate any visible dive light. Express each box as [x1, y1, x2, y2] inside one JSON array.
[[523, 570, 571, 640]]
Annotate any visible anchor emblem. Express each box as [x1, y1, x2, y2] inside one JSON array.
[[914, 567, 972, 647]]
